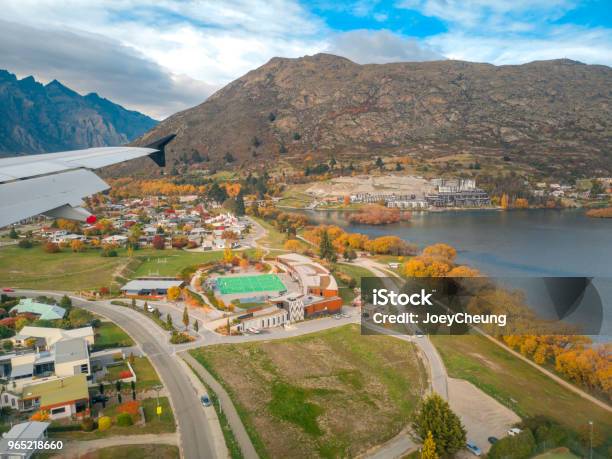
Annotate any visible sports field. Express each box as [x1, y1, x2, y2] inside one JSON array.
[[217, 274, 286, 294]]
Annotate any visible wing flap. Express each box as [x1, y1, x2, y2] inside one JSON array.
[[0, 169, 109, 227]]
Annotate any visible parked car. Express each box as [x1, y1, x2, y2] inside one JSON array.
[[340, 313, 350, 318], [333, 314, 342, 320], [508, 428, 522, 436], [2, 288, 14, 292], [91, 394, 109, 404], [466, 442, 482, 456], [146, 305, 155, 313], [488, 436, 499, 444], [248, 328, 261, 334], [200, 394, 212, 407]]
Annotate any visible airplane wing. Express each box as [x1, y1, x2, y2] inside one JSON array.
[[0, 134, 175, 228]]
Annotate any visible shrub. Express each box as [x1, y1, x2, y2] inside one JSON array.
[[488, 430, 536, 459], [81, 417, 95, 432], [170, 331, 192, 344], [115, 412, 133, 427], [18, 239, 33, 249], [117, 400, 140, 416], [97, 416, 112, 431], [119, 370, 132, 379], [44, 242, 60, 253]]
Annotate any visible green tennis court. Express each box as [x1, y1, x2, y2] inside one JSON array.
[[216, 274, 286, 294]]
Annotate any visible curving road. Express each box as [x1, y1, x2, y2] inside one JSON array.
[[15, 289, 218, 459]]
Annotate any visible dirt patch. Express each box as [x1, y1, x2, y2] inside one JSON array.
[[469, 352, 502, 371], [448, 378, 520, 453]]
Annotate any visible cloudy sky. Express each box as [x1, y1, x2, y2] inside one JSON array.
[[1, 0, 610, 119]]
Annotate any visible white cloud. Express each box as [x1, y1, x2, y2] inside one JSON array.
[[326, 29, 443, 64]]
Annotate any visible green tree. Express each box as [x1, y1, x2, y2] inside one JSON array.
[[182, 306, 189, 328], [318, 229, 337, 262], [131, 298, 136, 309], [8, 227, 18, 239], [68, 308, 93, 328], [412, 394, 466, 456], [375, 157, 384, 170], [194, 320, 199, 332], [166, 313, 173, 328], [421, 431, 439, 459], [235, 192, 246, 216], [59, 295, 72, 309]]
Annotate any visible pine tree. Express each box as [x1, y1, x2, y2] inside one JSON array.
[[131, 298, 136, 309], [194, 320, 199, 332], [182, 306, 189, 328], [421, 431, 439, 459], [319, 229, 337, 262], [166, 313, 173, 328], [412, 394, 466, 456], [235, 192, 246, 216]]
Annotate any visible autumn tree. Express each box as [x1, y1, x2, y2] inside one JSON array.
[[412, 394, 466, 456], [422, 243, 457, 263], [283, 239, 302, 252], [223, 247, 234, 264], [167, 286, 181, 301], [71, 239, 85, 252], [421, 431, 439, 459], [152, 235, 165, 250], [500, 193, 510, 209]]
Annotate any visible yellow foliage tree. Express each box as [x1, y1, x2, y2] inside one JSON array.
[[514, 198, 529, 209], [446, 265, 481, 277], [167, 286, 181, 301], [71, 239, 85, 252], [283, 239, 302, 252], [422, 243, 457, 263], [223, 247, 234, 264], [500, 193, 510, 209], [421, 431, 439, 459]]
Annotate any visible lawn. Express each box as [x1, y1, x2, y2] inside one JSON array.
[[131, 356, 162, 391], [217, 274, 286, 294], [93, 322, 134, 351], [430, 334, 612, 435], [52, 397, 175, 440], [78, 444, 179, 459], [333, 263, 374, 303], [533, 447, 580, 459], [102, 361, 131, 382], [132, 249, 255, 278], [189, 324, 427, 459], [0, 245, 126, 290]]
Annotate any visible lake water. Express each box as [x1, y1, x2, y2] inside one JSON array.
[[302, 209, 612, 336]]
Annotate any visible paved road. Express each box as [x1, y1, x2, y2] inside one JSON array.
[[353, 257, 449, 399], [182, 352, 259, 459], [16, 290, 218, 459]]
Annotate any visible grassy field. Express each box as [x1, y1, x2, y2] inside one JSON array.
[[78, 444, 179, 459], [131, 356, 162, 391], [0, 245, 126, 290], [332, 263, 374, 303], [533, 447, 580, 459], [430, 334, 612, 435], [93, 322, 135, 351], [190, 324, 427, 459], [0, 245, 256, 290]]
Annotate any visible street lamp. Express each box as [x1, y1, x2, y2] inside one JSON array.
[[588, 420, 593, 459]]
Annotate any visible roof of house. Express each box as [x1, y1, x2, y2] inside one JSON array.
[[11, 299, 66, 320], [0, 421, 50, 453], [14, 326, 94, 347], [22, 374, 89, 407], [121, 279, 185, 291], [54, 338, 88, 364]]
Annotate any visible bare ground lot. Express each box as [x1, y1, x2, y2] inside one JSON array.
[[190, 324, 428, 459]]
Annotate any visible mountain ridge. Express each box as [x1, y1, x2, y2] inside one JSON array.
[[125, 53, 610, 179], [0, 70, 157, 155]]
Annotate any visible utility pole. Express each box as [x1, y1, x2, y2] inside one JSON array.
[[589, 420, 593, 459]]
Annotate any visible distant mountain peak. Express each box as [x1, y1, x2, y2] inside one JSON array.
[[0, 69, 157, 155]]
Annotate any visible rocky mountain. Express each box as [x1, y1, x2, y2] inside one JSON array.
[[0, 70, 157, 154], [132, 53, 611, 177]]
